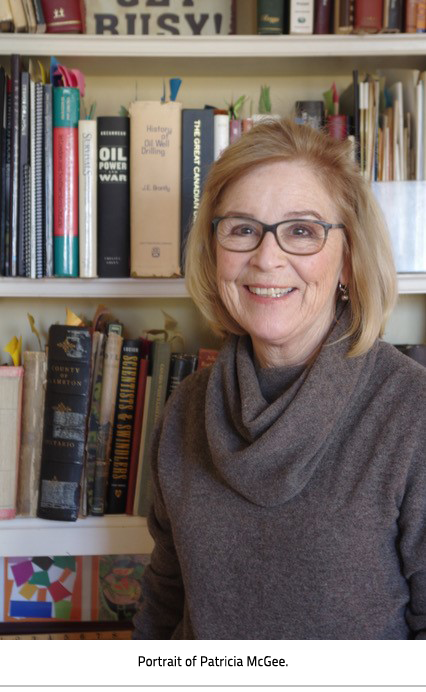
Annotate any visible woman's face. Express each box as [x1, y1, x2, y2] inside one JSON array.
[[215, 160, 348, 367]]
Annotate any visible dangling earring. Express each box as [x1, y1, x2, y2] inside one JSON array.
[[338, 282, 349, 302]]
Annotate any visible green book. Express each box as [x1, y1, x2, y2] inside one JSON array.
[[257, 0, 285, 34]]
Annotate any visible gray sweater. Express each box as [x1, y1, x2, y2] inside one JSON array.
[[133, 308, 426, 639]]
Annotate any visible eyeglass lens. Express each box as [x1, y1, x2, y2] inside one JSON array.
[[216, 217, 326, 255]]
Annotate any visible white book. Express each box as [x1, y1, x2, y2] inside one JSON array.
[[0, 0, 13, 31], [78, 119, 98, 278], [289, 0, 314, 34], [213, 113, 230, 160], [415, 80, 424, 181]]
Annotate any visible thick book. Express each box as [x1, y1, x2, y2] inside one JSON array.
[[91, 331, 123, 516], [79, 119, 97, 278], [22, 0, 37, 31], [37, 325, 92, 522], [197, 347, 219, 370], [9, 54, 21, 277], [53, 86, 80, 277], [97, 116, 129, 278], [354, 0, 383, 32], [136, 339, 171, 517], [130, 101, 182, 278], [40, 0, 84, 32], [333, 0, 354, 32], [314, 0, 332, 33], [181, 108, 214, 272], [44, 83, 54, 277], [16, 351, 47, 516], [405, 0, 418, 32], [10, 0, 27, 34], [290, 0, 314, 33], [166, 353, 198, 399], [125, 355, 149, 515], [106, 338, 142, 513], [0, 366, 24, 520], [257, 0, 285, 34], [382, 0, 403, 31]]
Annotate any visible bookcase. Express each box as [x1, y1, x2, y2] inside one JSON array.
[[1, 25, 426, 558]]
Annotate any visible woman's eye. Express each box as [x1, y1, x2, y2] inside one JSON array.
[[231, 225, 256, 236], [288, 224, 314, 237]]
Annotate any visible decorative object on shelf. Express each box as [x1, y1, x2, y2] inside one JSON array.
[[84, 0, 236, 36]]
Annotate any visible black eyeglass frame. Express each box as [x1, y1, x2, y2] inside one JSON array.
[[212, 216, 346, 256]]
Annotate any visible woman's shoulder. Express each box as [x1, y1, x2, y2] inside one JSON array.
[[375, 339, 426, 393]]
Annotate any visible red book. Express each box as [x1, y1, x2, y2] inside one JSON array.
[[314, 0, 333, 33], [125, 357, 149, 515], [40, 0, 85, 33], [197, 348, 219, 370], [354, 0, 383, 32], [405, 0, 418, 32]]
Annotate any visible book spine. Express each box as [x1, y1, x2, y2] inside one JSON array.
[[0, 66, 5, 276], [53, 86, 79, 277], [29, 79, 36, 278], [129, 102, 181, 278], [180, 108, 214, 273], [16, 351, 47, 516], [91, 331, 123, 516], [213, 111, 230, 160], [22, 0, 36, 31], [32, 0, 46, 32], [0, 366, 24, 520], [37, 325, 92, 521], [35, 81, 45, 278], [2, 78, 12, 276], [85, 331, 105, 515], [78, 119, 97, 278], [383, 0, 403, 30], [41, 0, 83, 32], [290, 0, 314, 33], [18, 71, 29, 276], [136, 340, 171, 517], [354, 0, 383, 32], [125, 357, 148, 515], [44, 83, 53, 277], [0, 0, 13, 31], [9, 54, 20, 277], [166, 353, 198, 399], [334, 0, 354, 32], [107, 339, 141, 513], [257, 0, 284, 34], [97, 116, 130, 278], [314, 0, 332, 33], [10, 0, 28, 31], [405, 0, 418, 32]]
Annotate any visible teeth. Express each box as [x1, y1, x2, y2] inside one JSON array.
[[248, 286, 294, 297]]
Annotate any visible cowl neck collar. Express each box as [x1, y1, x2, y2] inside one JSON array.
[[205, 305, 378, 507]]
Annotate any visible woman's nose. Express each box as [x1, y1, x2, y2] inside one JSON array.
[[248, 230, 289, 270]]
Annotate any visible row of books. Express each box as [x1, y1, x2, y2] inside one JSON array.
[[0, 313, 218, 522], [258, 0, 425, 35]]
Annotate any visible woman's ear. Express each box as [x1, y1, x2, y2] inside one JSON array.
[[339, 255, 351, 287]]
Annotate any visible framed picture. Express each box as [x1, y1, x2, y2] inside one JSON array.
[[84, 0, 236, 35]]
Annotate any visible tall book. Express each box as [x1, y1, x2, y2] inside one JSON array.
[[37, 325, 92, 522], [79, 118, 97, 278], [0, 0, 13, 31], [130, 101, 182, 278], [18, 71, 30, 276], [354, 0, 383, 32], [9, 54, 21, 277], [0, 66, 5, 276], [181, 108, 214, 272], [106, 338, 141, 513], [16, 351, 47, 516], [0, 366, 24, 520], [97, 116, 129, 277], [40, 0, 84, 32], [34, 80, 45, 278], [257, 0, 285, 34], [91, 331, 123, 516], [395, 344, 426, 366], [1, 75, 11, 276], [53, 86, 79, 277], [84, 331, 105, 514], [22, 0, 37, 31], [44, 83, 53, 276], [136, 339, 171, 517], [213, 110, 230, 160], [125, 355, 149, 515], [314, 0, 333, 33]]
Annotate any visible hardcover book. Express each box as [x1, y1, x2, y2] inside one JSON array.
[[107, 339, 142, 513], [354, 0, 383, 32], [130, 101, 182, 278], [79, 119, 97, 278], [290, 0, 314, 34], [0, 366, 24, 520], [0, 66, 6, 275], [125, 356, 149, 515], [314, 0, 333, 34], [166, 353, 198, 399], [9, 54, 21, 277], [34, 80, 45, 278], [53, 87, 80, 277], [382, 0, 403, 31], [37, 325, 92, 522], [181, 108, 214, 272], [84, 331, 105, 515], [257, 0, 285, 34], [44, 83, 54, 277], [334, 0, 354, 32], [40, 0, 84, 32], [97, 116, 129, 278]]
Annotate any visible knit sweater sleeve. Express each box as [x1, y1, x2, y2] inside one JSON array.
[[398, 446, 426, 639], [132, 419, 184, 639]]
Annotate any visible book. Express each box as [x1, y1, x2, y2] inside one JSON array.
[[97, 116, 129, 278], [84, 331, 105, 515], [18, 70, 29, 277], [197, 347, 219, 370], [354, 0, 383, 32], [405, 0, 418, 32], [53, 86, 80, 277], [10, 0, 27, 31], [129, 101, 182, 278], [1, 74, 11, 276], [44, 83, 53, 277], [29, 77, 36, 277], [9, 54, 21, 277], [382, 0, 404, 31], [290, 0, 314, 33], [16, 351, 47, 517], [40, 0, 84, 32], [32, 0, 46, 32], [180, 108, 214, 272], [125, 355, 149, 515], [37, 325, 92, 522], [106, 339, 141, 513], [78, 118, 97, 278], [334, 0, 354, 32], [257, 0, 285, 34], [136, 339, 171, 517], [0, 66, 6, 275], [0, 0, 13, 31], [34, 80, 45, 278], [314, 0, 332, 33], [22, 0, 37, 31], [91, 331, 123, 516], [0, 366, 24, 520], [166, 353, 198, 399], [213, 110, 230, 160]]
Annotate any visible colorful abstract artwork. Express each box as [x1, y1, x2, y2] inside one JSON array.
[[91, 554, 149, 621], [4, 556, 83, 622]]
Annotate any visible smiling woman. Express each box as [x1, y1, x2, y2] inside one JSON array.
[[133, 119, 426, 641]]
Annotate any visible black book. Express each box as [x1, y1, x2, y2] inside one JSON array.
[[0, 66, 5, 276], [37, 325, 92, 522], [97, 116, 130, 277], [166, 352, 198, 399], [9, 54, 21, 277], [106, 338, 142, 514], [181, 108, 214, 274], [18, 71, 29, 277], [44, 83, 53, 277], [2, 76, 11, 276], [384, 0, 403, 31]]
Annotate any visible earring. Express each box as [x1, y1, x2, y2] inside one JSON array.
[[338, 282, 349, 302]]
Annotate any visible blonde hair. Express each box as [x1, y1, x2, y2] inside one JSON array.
[[185, 118, 397, 357]]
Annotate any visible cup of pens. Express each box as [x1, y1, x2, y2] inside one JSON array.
[[327, 114, 348, 141]]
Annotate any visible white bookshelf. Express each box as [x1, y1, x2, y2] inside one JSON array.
[[1, 31, 426, 557]]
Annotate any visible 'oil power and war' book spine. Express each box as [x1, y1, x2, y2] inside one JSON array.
[[53, 86, 80, 277], [181, 108, 214, 272], [97, 116, 130, 277], [37, 324, 92, 521]]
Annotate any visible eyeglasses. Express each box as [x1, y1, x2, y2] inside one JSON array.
[[212, 216, 345, 256]]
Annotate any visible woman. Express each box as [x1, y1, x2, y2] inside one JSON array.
[[133, 119, 426, 639]]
